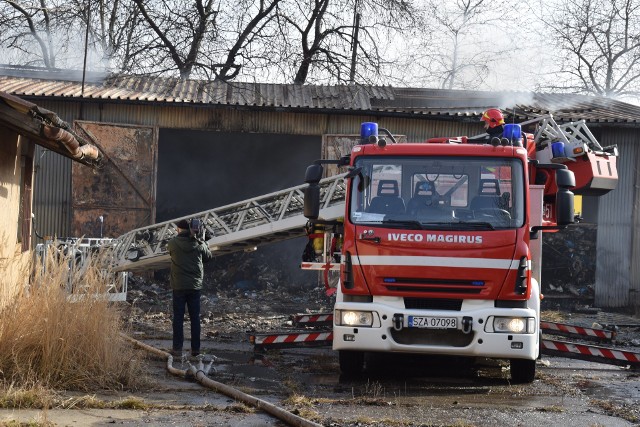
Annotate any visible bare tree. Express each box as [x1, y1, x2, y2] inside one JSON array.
[[273, 0, 417, 85], [541, 0, 640, 97], [0, 0, 129, 72], [131, 0, 218, 79], [85, 0, 142, 73], [404, 0, 505, 89], [130, 0, 287, 80], [0, 0, 58, 68], [432, 0, 492, 89], [0, 0, 459, 88], [199, 0, 283, 81]]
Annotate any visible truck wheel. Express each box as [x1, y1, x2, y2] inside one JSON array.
[[339, 350, 364, 375], [510, 358, 536, 383]]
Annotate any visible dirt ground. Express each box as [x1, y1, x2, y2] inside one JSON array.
[[2, 258, 640, 427]]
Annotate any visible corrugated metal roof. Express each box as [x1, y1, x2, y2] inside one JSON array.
[[1, 67, 640, 124], [0, 73, 394, 109]]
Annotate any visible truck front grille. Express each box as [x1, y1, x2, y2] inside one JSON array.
[[384, 278, 484, 295], [404, 298, 463, 311], [390, 328, 474, 347]]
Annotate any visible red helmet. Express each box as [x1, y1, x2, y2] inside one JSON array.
[[481, 108, 505, 128]]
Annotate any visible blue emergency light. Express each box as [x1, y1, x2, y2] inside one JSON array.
[[361, 122, 378, 143], [503, 124, 524, 147], [503, 124, 522, 139]]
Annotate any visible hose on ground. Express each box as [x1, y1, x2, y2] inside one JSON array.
[[120, 333, 322, 427]]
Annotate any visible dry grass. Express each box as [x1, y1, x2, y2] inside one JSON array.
[[591, 399, 639, 423], [0, 419, 53, 427], [0, 245, 146, 396], [540, 310, 568, 323]]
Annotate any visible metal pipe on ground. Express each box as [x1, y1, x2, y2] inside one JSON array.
[[120, 333, 322, 427]]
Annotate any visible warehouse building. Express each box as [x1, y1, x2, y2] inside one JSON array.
[[0, 66, 637, 310]]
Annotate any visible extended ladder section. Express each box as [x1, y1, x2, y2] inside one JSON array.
[[109, 174, 347, 273], [517, 114, 618, 196], [526, 115, 603, 152], [522, 114, 617, 162]]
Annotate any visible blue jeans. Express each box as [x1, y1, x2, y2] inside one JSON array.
[[172, 289, 201, 353]]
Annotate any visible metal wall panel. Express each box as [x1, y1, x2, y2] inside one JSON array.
[[594, 129, 639, 308], [32, 145, 71, 240]]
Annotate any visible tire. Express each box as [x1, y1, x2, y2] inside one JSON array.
[[339, 350, 364, 376], [510, 358, 536, 383]]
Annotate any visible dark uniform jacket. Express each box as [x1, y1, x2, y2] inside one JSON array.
[[168, 231, 213, 290], [467, 125, 505, 143]]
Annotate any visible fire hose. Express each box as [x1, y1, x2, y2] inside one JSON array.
[[120, 333, 322, 427]]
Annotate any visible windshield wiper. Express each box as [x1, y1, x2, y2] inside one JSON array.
[[455, 221, 495, 230], [421, 221, 495, 230], [382, 219, 424, 229]]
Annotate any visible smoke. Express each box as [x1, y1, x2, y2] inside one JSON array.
[[0, 20, 110, 82], [52, 28, 111, 77], [494, 92, 537, 111]]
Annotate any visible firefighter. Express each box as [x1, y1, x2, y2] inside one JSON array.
[[481, 108, 505, 138], [469, 108, 505, 143]]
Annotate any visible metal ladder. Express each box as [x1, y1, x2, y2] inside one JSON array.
[[520, 114, 609, 160], [109, 173, 347, 273]]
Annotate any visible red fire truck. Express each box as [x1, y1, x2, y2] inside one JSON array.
[[302, 117, 618, 383]]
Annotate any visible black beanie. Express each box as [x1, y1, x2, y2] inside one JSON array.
[[177, 219, 190, 229]]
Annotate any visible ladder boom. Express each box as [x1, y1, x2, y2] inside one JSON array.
[[109, 174, 346, 272]]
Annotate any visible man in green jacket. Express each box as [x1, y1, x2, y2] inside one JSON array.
[[168, 219, 213, 357]]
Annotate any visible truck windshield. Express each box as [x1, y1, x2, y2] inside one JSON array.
[[349, 156, 525, 230]]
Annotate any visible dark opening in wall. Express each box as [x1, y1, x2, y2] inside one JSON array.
[[157, 129, 321, 221], [156, 129, 323, 290]]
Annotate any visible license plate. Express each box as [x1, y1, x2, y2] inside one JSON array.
[[408, 316, 457, 329]]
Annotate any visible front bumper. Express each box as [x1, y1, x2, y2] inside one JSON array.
[[333, 300, 539, 360]]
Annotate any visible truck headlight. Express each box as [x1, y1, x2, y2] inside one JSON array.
[[337, 310, 373, 326], [492, 317, 534, 333]]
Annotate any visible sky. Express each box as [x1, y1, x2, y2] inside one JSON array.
[[2, 0, 639, 105]]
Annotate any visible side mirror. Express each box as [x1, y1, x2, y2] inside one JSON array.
[[305, 164, 323, 184], [556, 168, 576, 188], [555, 169, 575, 226], [304, 184, 320, 219], [303, 164, 323, 219]]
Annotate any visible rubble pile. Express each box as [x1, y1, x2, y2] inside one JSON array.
[[541, 223, 597, 299], [125, 239, 333, 337]]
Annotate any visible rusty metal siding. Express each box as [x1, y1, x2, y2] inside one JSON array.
[[594, 128, 639, 308], [32, 145, 72, 240], [71, 122, 158, 238], [23, 100, 484, 141]]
